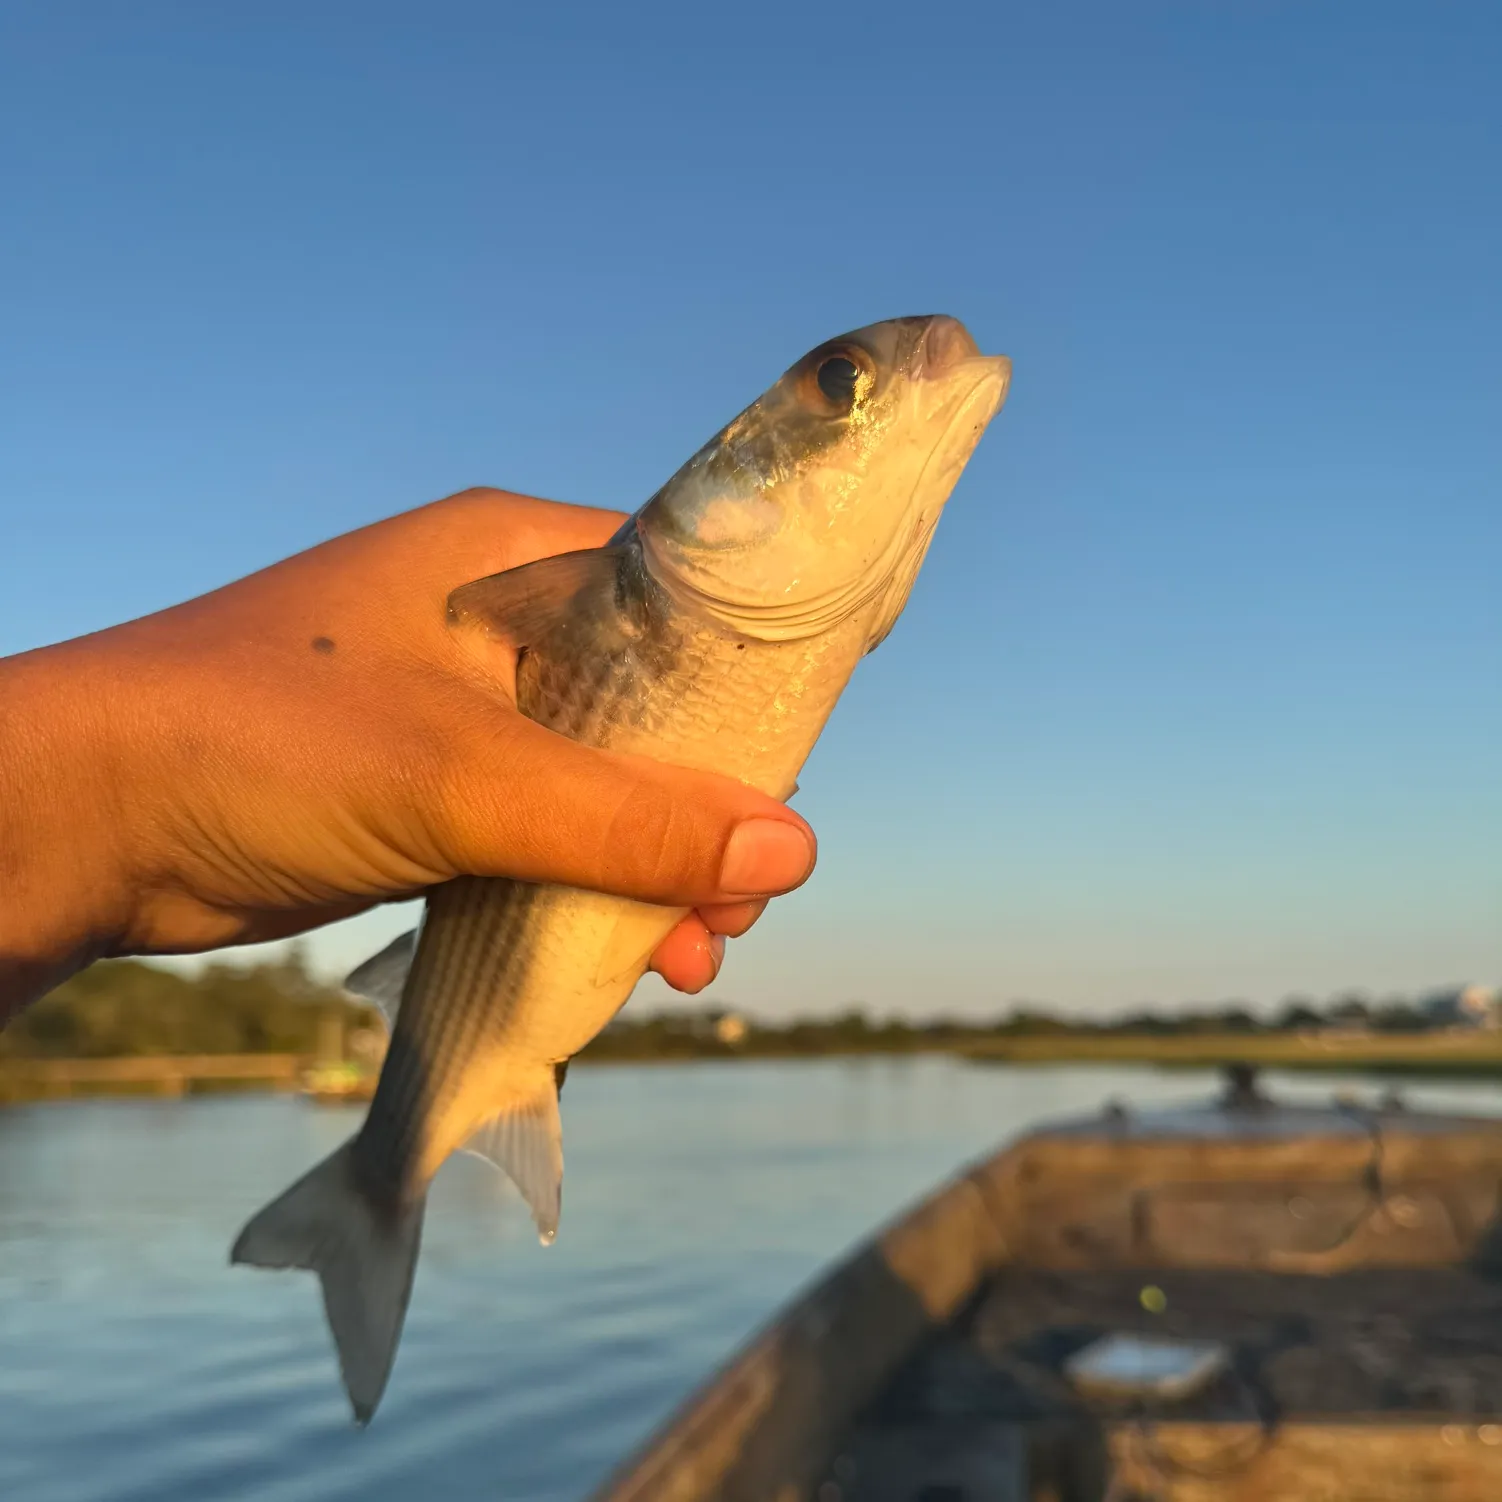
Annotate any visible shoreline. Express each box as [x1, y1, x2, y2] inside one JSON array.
[[7, 1031, 1502, 1105]]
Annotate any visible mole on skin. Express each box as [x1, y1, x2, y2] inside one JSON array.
[[311, 636, 336, 654]]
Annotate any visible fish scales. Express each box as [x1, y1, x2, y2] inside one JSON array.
[[231, 314, 1011, 1422], [354, 878, 541, 1195], [362, 553, 867, 1198]]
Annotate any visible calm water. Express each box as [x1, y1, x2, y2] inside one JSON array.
[[5, 1058, 1502, 1502]]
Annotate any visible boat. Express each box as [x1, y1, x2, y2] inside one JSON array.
[[297, 1060, 376, 1104], [589, 1066, 1502, 1501]]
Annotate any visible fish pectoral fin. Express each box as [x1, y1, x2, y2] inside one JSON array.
[[446, 546, 633, 650], [464, 1082, 564, 1245], [344, 928, 419, 1028]]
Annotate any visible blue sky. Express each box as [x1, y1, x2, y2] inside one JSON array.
[[2, 2, 1498, 1018]]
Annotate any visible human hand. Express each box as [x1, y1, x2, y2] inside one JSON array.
[[0, 487, 816, 1015]]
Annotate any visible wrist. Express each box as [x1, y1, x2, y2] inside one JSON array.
[[0, 644, 136, 1016]]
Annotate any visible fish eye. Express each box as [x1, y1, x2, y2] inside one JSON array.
[[815, 355, 861, 407]]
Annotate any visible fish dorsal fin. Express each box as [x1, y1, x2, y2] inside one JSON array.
[[344, 928, 419, 1028], [446, 546, 632, 650], [463, 1079, 564, 1245]]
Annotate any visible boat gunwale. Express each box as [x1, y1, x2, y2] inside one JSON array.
[[586, 1086, 1502, 1502]]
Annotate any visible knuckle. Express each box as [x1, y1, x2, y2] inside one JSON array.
[[597, 778, 710, 898]]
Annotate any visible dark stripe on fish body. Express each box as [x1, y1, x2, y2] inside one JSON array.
[[351, 547, 686, 1204], [353, 878, 543, 1200]]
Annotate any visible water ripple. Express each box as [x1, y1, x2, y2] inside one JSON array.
[[9, 1060, 1489, 1498]]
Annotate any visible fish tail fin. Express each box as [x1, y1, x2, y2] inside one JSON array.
[[230, 1139, 423, 1425]]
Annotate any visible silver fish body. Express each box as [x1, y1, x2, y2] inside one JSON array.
[[231, 315, 1011, 1421]]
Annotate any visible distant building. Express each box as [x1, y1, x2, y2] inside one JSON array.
[[1325, 1017, 1371, 1038], [714, 1013, 749, 1047], [599, 1008, 750, 1047], [348, 1026, 385, 1063], [1421, 986, 1502, 1031]]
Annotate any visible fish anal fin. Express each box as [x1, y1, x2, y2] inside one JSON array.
[[446, 547, 630, 650], [463, 1083, 564, 1245]]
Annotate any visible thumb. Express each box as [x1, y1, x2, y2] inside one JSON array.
[[422, 710, 817, 907]]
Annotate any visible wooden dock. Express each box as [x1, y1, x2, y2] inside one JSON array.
[[0, 1053, 307, 1102]]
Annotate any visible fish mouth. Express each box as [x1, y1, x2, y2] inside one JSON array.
[[916, 315, 980, 376], [911, 317, 1013, 461], [897, 348, 1012, 553], [912, 315, 1013, 395]]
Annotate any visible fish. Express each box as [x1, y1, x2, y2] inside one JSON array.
[[230, 314, 1011, 1422]]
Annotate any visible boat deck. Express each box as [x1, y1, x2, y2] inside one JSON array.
[[827, 1265, 1502, 1499], [594, 1076, 1502, 1502], [877, 1264, 1502, 1425]]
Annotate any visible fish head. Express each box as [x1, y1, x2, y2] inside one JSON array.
[[636, 315, 1010, 648]]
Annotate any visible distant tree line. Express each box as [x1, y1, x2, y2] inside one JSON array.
[[1075, 990, 1452, 1038], [0, 953, 1476, 1062], [581, 988, 1476, 1060], [0, 950, 377, 1061], [580, 1007, 987, 1061]]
